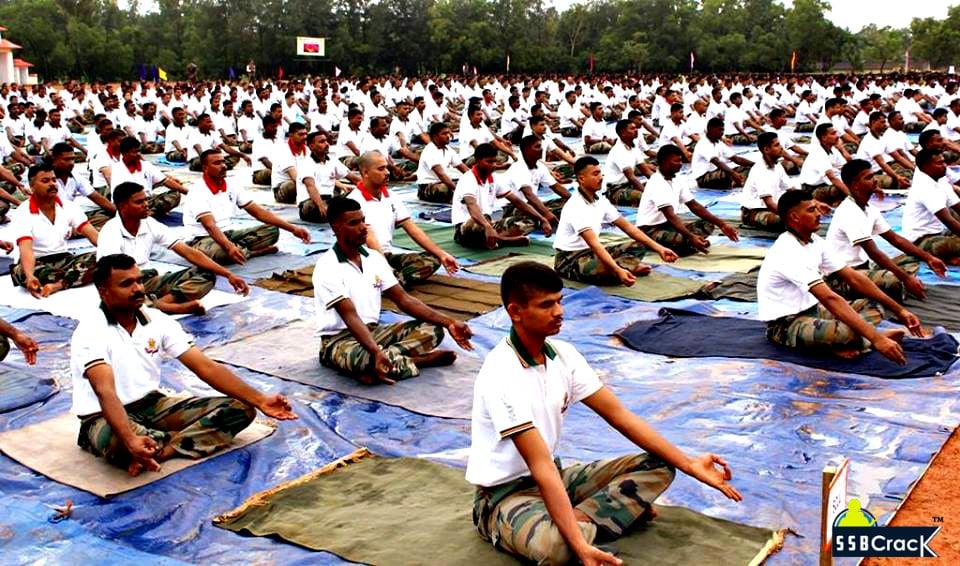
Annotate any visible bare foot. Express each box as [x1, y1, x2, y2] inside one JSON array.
[[498, 236, 530, 247], [833, 348, 863, 360], [156, 444, 177, 463], [410, 350, 457, 368], [882, 328, 906, 343], [127, 460, 145, 477], [631, 263, 652, 276], [155, 298, 206, 316], [357, 373, 396, 386], [40, 281, 64, 297], [248, 245, 279, 258]]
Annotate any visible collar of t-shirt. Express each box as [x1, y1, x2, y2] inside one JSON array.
[[576, 187, 597, 204], [332, 242, 369, 263], [355, 181, 388, 201], [471, 166, 493, 185], [28, 194, 63, 214], [125, 158, 142, 173], [99, 301, 150, 327], [288, 137, 307, 156], [203, 173, 228, 194], [507, 326, 558, 368]]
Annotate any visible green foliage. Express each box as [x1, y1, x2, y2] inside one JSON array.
[[0, 0, 951, 80]]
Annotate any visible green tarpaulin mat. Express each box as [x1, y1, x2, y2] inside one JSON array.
[[391, 222, 556, 262], [214, 449, 785, 566], [467, 255, 704, 302], [696, 270, 760, 302], [254, 266, 502, 321], [598, 234, 767, 273]]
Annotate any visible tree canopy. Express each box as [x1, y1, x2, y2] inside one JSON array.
[[0, 0, 955, 80]]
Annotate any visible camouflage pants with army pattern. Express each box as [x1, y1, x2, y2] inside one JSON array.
[[141, 266, 216, 305], [740, 207, 783, 232], [78, 391, 256, 469], [384, 251, 440, 287], [320, 320, 444, 381], [555, 242, 648, 286], [165, 150, 187, 163], [417, 182, 453, 204], [825, 256, 919, 304], [766, 299, 884, 353], [252, 168, 271, 186], [148, 190, 181, 219], [560, 127, 581, 138], [642, 220, 715, 257], [141, 141, 163, 155], [273, 180, 296, 204], [794, 122, 815, 133], [299, 195, 331, 223], [0, 199, 9, 222], [84, 207, 115, 231], [802, 183, 846, 206], [3, 159, 26, 177], [501, 198, 566, 225], [605, 181, 643, 207], [12, 251, 96, 289], [585, 142, 612, 154], [728, 133, 755, 146], [189, 225, 279, 265], [915, 231, 960, 264], [473, 453, 675, 565], [696, 166, 750, 190], [455, 215, 535, 249]]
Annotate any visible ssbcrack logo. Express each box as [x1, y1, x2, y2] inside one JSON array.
[[832, 499, 940, 558]]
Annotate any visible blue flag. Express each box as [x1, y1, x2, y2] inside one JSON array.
[[139, 64, 147, 81], [228, 66, 236, 80]]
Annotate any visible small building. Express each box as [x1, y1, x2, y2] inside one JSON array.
[[0, 26, 37, 85]]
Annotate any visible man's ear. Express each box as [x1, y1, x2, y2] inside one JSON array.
[[505, 301, 521, 322]]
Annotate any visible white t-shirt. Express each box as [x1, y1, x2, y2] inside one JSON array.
[[465, 333, 602, 487], [55, 173, 98, 211], [347, 184, 410, 253], [298, 156, 351, 200], [312, 245, 399, 338], [553, 191, 621, 252], [163, 123, 192, 154], [901, 170, 958, 242], [97, 216, 181, 265], [825, 198, 892, 267], [236, 114, 261, 141], [603, 139, 647, 187], [757, 232, 846, 321], [271, 142, 311, 188], [182, 177, 253, 238], [739, 161, 794, 209], [690, 138, 734, 179], [416, 143, 461, 185], [459, 122, 495, 161], [186, 128, 222, 161], [10, 197, 89, 258], [70, 306, 193, 416], [581, 117, 608, 145], [854, 132, 890, 171], [109, 160, 167, 196], [452, 168, 509, 225], [500, 159, 555, 203], [334, 125, 365, 158], [799, 143, 845, 186], [635, 172, 695, 227]]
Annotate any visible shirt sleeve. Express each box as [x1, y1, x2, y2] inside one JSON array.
[[66, 201, 90, 230], [373, 251, 400, 292], [392, 197, 411, 224], [562, 345, 604, 404], [71, 321, 109, 374], [819, 243, 847, 276], [145, 162, 168, 185], [482, 373, 536, 439], [159, 314, 195, 358], [150, 218, 182, 249], [601, 199, 621, 224]]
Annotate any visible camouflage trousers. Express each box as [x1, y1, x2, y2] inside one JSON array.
[[801, 183, 845, 206], [77, 391, 256, 469], [696, 166, 750, 190], [555, 242, 649, 286], [148, 190, 181, 219], [12, 251, 96, 289], [189, 155, 239, 172], [454, 215, 536, 249], [189, 224, 280, 265], [341, 155, 360, 170], [273, 180, 296, 204], [560, 127, 582, 138], [794, 122, 815, 133], [547, 162, 574, 183], [728, 133, 756, 146], [462, 151, 511, 168], [642, 220, 715, 257], [874, 163, 914, 191], [473, 453, 675, 565], [766, 299, 884, 353], [84, 207, 115, 231], [502, 198, 566, 224], [252, 168, 271, 186], [238, 141, 253, 154], [3, 160, 26, 177], [825, 256, 919, 304], [299, 195, 331, 223], [915, 231, 960, 263], [384, 251, 440, 287], [141, 266, 216, 304], [141, 141, 163, 155], [417, 182, 453, 204], [904, 122, 926, 133], [605, 181, 643, 207], [165, 150, 187, 163], [319, 320, 444, 381], [585, 142, 612, 155], [740, 207, 783, 231]]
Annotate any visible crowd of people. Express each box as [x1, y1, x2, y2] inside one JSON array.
[[2, 70, 960, 564]]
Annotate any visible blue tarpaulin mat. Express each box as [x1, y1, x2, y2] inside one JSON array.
[[0, 363, 59, 414], [1, 192, 959, 564]]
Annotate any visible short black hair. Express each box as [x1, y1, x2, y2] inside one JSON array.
[[28, 162, 53, 182], [428, 121, 449, 137], [288, 122, 307, 135], [94, 253, 138, 288], [473, 142, 497, 161], [757, 131, 778, 151], [657, 143, 684, 163], [918, 129, 940, 148], [777, 189, 813, 219], [327, 196, 361, 224], [51, 142, 75, 157], [815, 123, 834, 140], [200, 149, 221, 166], [113, 182, 146, 205], [500, 261, 563, 307], [614, 118, 633, 136], [770, 108, 786, 120], [840, 159, 872, 187], [519, 134, 539, 153], [706, 117, 723, 130], [574, 155, 598, 175], [119, 136, 141, 154], [916, 148, 942, 171]]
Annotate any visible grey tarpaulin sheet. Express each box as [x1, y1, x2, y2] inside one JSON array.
[[205, 319, 481, 419]]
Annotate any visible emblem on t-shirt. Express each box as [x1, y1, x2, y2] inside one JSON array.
[[373, 275, 383, 291], [144, 337, 159, 354]]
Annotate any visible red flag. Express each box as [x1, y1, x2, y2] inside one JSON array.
[[303, 43, 320, 54], [790, 51, 797, 73], [278, 66, 284, 80], [588, 53, 595, 73]]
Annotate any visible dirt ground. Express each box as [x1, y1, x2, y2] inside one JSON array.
[[862, 426, 960, 564]]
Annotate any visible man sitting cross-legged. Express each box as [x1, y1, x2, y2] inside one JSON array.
[[758, 190, 925, 363], [97, 182, 250, 316], [452, 143, 538, 249], [739, 132, 800, 232], [901, 149, 960, 265], [637, 144, 740, 257], [553, 156, 678, 287], [467, 261, 742, 565], [313, 197, 474, 385], [71, 253, 296, 476], [11, 164, 99, 298], [183, 150, 311, 265], [824, 159, 947, 304]]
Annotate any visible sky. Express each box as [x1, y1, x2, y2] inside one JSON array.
[[547, 0, 953, 32]]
